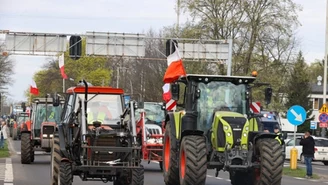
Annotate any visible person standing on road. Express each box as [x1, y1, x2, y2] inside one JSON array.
[[300, 130, 315, 179], [0, 121, 8, 149]]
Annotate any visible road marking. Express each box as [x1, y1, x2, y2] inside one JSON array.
[[16, 151, 50, 155], [4, 158, 13, 185]]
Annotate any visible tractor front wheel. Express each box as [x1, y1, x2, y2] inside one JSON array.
[[60, 162, 73, 185], [21, 133, 32, 164], [51, 134, 62, 185], [163, 124, 179, 185], [254, 138, 284, 185], [179, 135, 207, 185]]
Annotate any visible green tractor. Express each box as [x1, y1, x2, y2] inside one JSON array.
[[162, 74, 284, 185]]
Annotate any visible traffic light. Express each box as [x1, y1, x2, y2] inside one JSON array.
[[69, 35, 82, 60], [166, 39, 178, 56]]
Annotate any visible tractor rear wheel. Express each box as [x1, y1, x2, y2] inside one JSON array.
[[254, 138, 284, 185], [12, 128, 17, 140], [179, 135, 207, 185], [21, 133, 32, 164], [163, 124, 179, 185], [51, 134, 62, 185]]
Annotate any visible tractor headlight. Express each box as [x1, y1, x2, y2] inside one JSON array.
[[224, 126, 228, 130], [243, 133, 247, 137], [245, 126, 249, 131], [227, 132, 231, 137]]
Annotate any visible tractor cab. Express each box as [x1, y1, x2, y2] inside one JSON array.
[[64, 85, 125, 130], [31, 98, 63, 139], [170, 74, 264, 133]]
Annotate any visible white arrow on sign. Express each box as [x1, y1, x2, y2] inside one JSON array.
[[291, 109, 303, 122]]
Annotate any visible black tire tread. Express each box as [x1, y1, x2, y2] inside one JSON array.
[[163, 124, 179, 185], [60, 162, 73, 185], [180, 135, 207, 185], [21, 133, 32, 164], [131, 166, 144, 185], [51, 134, 61, 185], [257, 138, 284, 185]]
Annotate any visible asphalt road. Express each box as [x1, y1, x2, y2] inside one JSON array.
[[5, 138, 328, 185]]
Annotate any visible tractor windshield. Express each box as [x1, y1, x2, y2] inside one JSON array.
[[135, 103, 164, 124], [76, 94, 123, 125], [197, 81, 247, 130], [34, 104, 62, 137]]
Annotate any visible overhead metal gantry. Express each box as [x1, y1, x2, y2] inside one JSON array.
[[0, 30, 233, 75]]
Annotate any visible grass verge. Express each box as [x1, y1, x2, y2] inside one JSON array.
[[283, 167, 320, 179], [0, 140, 10, 158]]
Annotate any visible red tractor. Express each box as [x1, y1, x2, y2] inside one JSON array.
[[135, 102, 166, 170], [20, 95, 64, 164]]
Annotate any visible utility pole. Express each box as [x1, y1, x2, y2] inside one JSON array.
[[323, 0, 328, 137], [176, 0, 180, 32]]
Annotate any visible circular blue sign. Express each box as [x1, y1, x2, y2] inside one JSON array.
[[319, 113, 328, 123], [287, 105, 306, 126]]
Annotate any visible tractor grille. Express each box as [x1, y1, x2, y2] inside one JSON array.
[[87, 136, 119, 163], [145, 124, 162, 135], [221, 117, 247, 146], [42, 126, 55, 135]]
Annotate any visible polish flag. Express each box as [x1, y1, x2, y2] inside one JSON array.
[[162, 83, 172, 102], [163, 46, 186, 83], [30, 80, 39, 95], [59, 53, 68, 79]]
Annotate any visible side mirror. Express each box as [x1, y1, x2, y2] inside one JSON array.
[[21, 102, 26, 112], [264, 87, 272, 105], [137, 102, 144, 109], [52, 93, 60, 107], [161, 103, 166, 110], [282, 133, 287, 140], [171, 83, 180, 101]]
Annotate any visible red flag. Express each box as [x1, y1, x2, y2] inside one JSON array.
[[162, 83, 172, 102], [163, 46, 186, 83], [59, 53, 68, 79], [30, 80, 39, 95]]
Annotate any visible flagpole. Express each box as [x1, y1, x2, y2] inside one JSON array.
[[63, 78, 65, 93]]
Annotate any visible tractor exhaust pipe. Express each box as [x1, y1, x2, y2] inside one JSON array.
[[130, 101, 137, 145]]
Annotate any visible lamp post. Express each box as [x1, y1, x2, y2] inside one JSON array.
[[317, 75, 327, 137], [323, 0, 328, 137]]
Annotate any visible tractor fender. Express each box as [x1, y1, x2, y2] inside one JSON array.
[[20, 123, 30, 133], [164, 112, 179, 150], [252, 132, 279, 155], [61, 157, 71, 163]]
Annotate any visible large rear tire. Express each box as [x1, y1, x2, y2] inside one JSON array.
[[12, 128, 17, 140], [51, 134, 61, 185], [163, 124, 179, 185], [21, 133, 32, 164], [179, 135, 207, 185], [254, 138, 284, 185]]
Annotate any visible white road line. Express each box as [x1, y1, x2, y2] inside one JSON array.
[[4, 158, 14, 185]]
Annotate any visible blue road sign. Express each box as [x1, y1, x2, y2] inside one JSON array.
[[124, 95, 131, 107], [310, 121, 317, 130], [319, 113, 328, 123], [287, 105, 306, 126]]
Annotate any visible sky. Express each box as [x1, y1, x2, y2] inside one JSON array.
[[0, 0, 326, 101]]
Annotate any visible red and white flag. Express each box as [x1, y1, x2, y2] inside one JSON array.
[[59, 53, 68, 79], [162, 83, 172, 102], [163, 46, 186, 83], [30, 80, 39, 95]]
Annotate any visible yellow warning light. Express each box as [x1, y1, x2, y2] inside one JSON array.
[[251, 71, 258, 77]]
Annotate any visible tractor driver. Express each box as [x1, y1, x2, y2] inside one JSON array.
[[87, 101, 112, 130]]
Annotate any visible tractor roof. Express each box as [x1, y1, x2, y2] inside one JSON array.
[[33, 97, 62, 103], [179, 74, 256, 84], [66, 86, 124, 94]]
